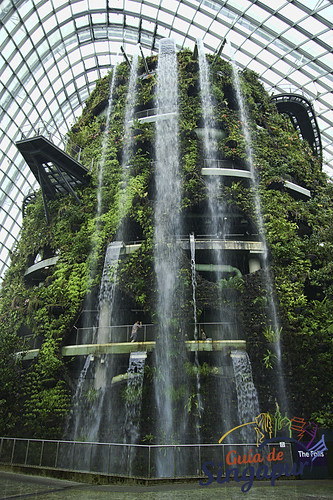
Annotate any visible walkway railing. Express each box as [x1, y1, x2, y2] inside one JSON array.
[[73, 322, 241, 345], [0, 437, 294, 479], [203, 159, 249, 170], [132, 107, 176, 122], [135, 107, 158, 119], [19, 121, 95, 170]]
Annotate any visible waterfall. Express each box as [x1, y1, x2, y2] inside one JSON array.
[[65, 65, 119, 440], [197, 39, 234, 440], [231, 350, 260, 442], [117, 47, 139, 228], [97, 58, 119, 219], [190, 234, 198, 342], [92, 241, 122, 394], [67, 241, 122, 443], [190, 234, 203, 442], [153, 38, 187, 476], [123, 351, 147, 443], [77, 354, 92, 392], [197, 38, 221, 236], [227, 41, 288, 414], [122, 351, 147, 474], [197, 39, 218, 164]]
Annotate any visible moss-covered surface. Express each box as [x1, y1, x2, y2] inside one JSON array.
[[0, 49, 332, 441]]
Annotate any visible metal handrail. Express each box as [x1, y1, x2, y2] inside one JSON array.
[[73, 322, 241, 345], [19, 121, 84, 164], [0, 436, 293, 479]]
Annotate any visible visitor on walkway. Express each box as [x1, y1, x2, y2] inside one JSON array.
[[130, 320, 142, 342]]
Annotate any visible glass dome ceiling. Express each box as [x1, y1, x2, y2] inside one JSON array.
[[0, 0, 332, 279]]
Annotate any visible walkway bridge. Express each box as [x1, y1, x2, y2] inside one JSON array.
[[18, 339, 246, 361], [16, 123, 90, 222], [272, 93, 322, 164], [18, 321, 246, 360]]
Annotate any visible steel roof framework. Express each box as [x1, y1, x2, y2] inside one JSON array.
[[0, 0, 332, 278]]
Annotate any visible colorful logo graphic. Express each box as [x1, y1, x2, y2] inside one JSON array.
[[200, 407, 328, 493]]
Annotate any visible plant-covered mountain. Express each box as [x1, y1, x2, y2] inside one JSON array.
[[0, 48, 331, 441]]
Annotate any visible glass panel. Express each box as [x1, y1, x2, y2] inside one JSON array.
[[279, 4, 307, 23], [299, 16, 325, 33], [75, 15, 89, 28], [247, 4, 270, 23]]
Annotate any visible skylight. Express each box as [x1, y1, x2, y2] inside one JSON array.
[[0, 0, 332, 279]]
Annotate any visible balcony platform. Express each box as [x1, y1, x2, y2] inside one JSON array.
[[131, 108, 177, 124], [24, 256, 59, 280], [202, 167, 311, 198], [18, 339, 246, 360], [180, 239, 264, 253], [202, 167, 252, 179]]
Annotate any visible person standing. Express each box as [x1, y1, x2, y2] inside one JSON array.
[[130, 320, 142, 342]]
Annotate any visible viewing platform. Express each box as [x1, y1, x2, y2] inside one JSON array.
[[202, 166, 252, 180], [272, 93, 322, 162], [24, 256, 59, 280], [131, 107, 176, 124], [16, 129, 89, 222], [17, 339, 246, 360], [202, 162, 311, 199], [179, 238, 264, 253]]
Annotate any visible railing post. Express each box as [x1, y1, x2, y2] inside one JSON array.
[[89, 442, 93, 473], [72, 442, 75, 470], [39, 440, 44, 466], [148, 445, 151, 478], [198, 444, 201, 476], [11, 439, 16, 464], [108, 444, 111, 474], [55, 441, 59, 468], [25, 440, 30, 465]]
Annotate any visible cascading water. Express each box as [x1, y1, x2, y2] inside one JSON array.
[[197, 39, 218, 166], [197, 39, 222, 236], [67, 241, 122, 443], [190, 233, 203, 442], [65, 64, 120, 439], [77, 354, 92, 393], [117, 47, 139, 228], [122, 351, 147, 474], [92, 241, 122, 394], [96, 58, 119, 219], [231, 350, 260, 442], [227, 41, 288, 414], [153, 38, 188, 476], [197, 38, 234, 440]]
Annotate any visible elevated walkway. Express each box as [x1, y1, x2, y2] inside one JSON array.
[[16, 134, 89, 222], [18, 339, 246, 360], [24, 244, 139, 282], [131, 107, 176, 124], [202, 165, 311, 198], [272, 93, 322, 163], [202, 166, 252, 180], [24, 256, 59, 281], [180, 238, 264, 253]]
